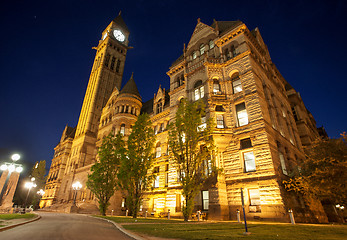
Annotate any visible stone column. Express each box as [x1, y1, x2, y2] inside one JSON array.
[[0, 172, 20, 209], [0, 170, 9, 195]]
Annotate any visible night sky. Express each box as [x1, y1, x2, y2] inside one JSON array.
[[1, 0, 346, 172]]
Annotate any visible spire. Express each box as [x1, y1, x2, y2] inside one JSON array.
[[112, 12, 129, 32], [120, 73, 141, 99]]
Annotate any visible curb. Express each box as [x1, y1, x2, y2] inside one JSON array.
[[0, 214, 41, 232], [89, 216, 146, 240]]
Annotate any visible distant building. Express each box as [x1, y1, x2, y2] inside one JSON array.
[[40, 14, 328, 223]]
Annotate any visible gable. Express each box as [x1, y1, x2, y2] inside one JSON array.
[[187, 21, 216, 51]]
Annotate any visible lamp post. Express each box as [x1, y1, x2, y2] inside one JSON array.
[[72, 181, 82, 205], [23, 177, 37, 213]]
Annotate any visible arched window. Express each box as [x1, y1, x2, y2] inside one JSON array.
[[120, 124, 125, 135], [213, 79, 221, 95], [209, 40, 215, 49], [194, 80, 204, 101], [156, 142, 161, 158], [200, 44, 205, 55]]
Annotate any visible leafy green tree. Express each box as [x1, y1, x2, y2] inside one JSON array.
[[168, 99, 215, 221], [86, 133, 125, 216], [118, 113, 156, 218], [283, 133, 347, 205]]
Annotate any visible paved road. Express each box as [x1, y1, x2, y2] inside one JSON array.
[[0, 212, 134, 240]]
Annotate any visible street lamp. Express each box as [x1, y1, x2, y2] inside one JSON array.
[[0, 153, 23, 173], [72, 181, 82, 205], [23, 178, 37, 213]]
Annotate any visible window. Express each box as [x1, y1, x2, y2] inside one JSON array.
[[236, 103, 248, 126], [243, 151, 256, 172], [232, 78, 242, 93], [156, 142, 161, 158], [213, 80, 221, 94], [110, 57, 116, 70], [198, 116, 206, 131], [121, 198, 126, 208], [204, 158, 212, 176], [157, 100, 163, 114], [120, 124, 125, 135], [231, 45, 237, 57], [279, 152, 288, 175], [215, 105, 225, 112], [202, 191, 209, 210], [153, 198, 157, 211], [165, 172, 169, 187], [158, 123, 164, 133], [104, 54, 111, 67], [216, 115, 224, 128], [154, 176, 160, 188], [240, 138, 252, 149], [116, 59, 121, 73], [292, 106, 299, 121], [194, 80, 204, 101], [209, 40, 214, 49], [154, 125, 158, 135], [249, 189, 260, 206], [192, 51, 197, 59], [200, 44, 205, 55]]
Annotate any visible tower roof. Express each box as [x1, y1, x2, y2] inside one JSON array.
[[120, 73, 141, 99], [113, 12, 129, 32]]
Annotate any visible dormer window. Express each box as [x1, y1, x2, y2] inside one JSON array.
[[200, 44, 205, 55], [157, 100, 163, 114]]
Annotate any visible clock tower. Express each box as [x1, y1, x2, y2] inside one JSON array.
[[67, 13, 130, 173]]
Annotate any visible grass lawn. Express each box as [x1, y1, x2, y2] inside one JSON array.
[[101, 216, 347, 240], [0, 213, 36, 220], [98, 215, 182, 223]]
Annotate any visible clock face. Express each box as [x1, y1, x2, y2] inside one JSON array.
[[102, 32, 107, 40], [113, 29, 125, 42]]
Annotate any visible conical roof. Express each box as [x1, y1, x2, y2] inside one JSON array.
[[120, 73, 141, 99], [113, 12, 129, 32]]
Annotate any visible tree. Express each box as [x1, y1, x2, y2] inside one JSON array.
[[168, 99, 215, 221], [283, 133, 347, 205], [30, 160, 46, 208], [86, 132, 125, 216], [118, 113, 156, 218]]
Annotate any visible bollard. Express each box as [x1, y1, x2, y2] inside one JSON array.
[[111, 209, 114, 216], [126, 209, 128, 217], [237, 209, 241, 223], [145, 210, 147, 218], [168, 209, 170, 220], [197, 210, 201, 221], [288, 209, 295, 225]]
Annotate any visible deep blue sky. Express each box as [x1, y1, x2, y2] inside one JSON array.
[[0, 0, 346, 171]]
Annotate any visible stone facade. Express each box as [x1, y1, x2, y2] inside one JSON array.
[[40, 15, 328, 223]]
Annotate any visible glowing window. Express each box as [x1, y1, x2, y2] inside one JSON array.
[[244, 151, 256, 172], [236, 103, 248, 126]]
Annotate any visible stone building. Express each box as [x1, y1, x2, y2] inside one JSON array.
[[40, 14, 328, 223]]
